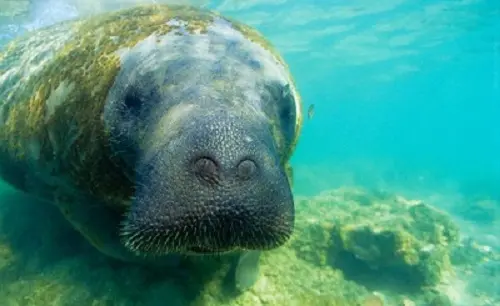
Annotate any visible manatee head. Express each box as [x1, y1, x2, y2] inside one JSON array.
[[120, 104, 294, 256], [103, 17, 299, 257]]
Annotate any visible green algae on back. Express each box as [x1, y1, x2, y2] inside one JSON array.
[[0, 4, 301, 210], [0, 5, 222, 209]]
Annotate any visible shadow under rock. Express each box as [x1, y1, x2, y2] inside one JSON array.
[[328, 250, 421, 295]]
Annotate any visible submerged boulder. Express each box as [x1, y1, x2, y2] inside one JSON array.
[[291, 187, 460, 289]]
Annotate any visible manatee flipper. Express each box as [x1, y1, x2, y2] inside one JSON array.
[[56, 195, 180, 267], [234, 250, 261, 291]]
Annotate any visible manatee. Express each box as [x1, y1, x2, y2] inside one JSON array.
[[0, 4, 303, 290]]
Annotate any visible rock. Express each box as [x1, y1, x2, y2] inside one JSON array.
[[401, 297, 416, 306], [457, 197, 498, 224], [291, 187, 460, 289]]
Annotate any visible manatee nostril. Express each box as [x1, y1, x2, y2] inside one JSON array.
[[237, 159, 257, 180], [194, 157, 219, 183]]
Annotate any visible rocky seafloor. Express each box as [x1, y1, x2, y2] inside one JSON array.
[[0, 184, 498, 306]]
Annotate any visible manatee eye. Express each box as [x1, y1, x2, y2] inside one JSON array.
[[260, 81, 296, 151], [279, 99, 292, 120], [277, 84, 296, 149], [123, 90, 142, 116], [279, 85, 294, 121]]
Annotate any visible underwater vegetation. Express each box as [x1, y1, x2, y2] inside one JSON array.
[[0, 184, 497, 306]]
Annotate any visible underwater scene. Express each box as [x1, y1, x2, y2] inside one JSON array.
[[0, 0, 499, 305]]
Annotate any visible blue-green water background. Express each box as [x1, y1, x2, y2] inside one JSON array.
[[0, 0, 499, 304]]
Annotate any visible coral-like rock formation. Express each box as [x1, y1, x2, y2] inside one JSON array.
[[292, 187, 459, 290]]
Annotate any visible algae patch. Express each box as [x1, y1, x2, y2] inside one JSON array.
[[0, 5, 223, 209]]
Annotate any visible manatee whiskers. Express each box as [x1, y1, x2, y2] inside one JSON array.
[[120, 208, 293, 256], [120, 222, 178, 256]]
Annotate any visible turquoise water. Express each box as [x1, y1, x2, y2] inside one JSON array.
[[0, 0, 499, 305]]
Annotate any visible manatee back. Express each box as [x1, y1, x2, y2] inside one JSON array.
[[0, 6, 214, 206], [0, 5, 302, 207]]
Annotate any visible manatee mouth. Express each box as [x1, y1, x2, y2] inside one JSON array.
[[120, 194, 294, 256], [119, 110, 295, 257]]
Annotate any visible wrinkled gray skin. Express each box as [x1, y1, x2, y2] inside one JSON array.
[[118, 106, 294, 255], [102, 18, 298, 290]]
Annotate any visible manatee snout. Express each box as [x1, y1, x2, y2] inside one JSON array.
[[121, 107, 294, 256]]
